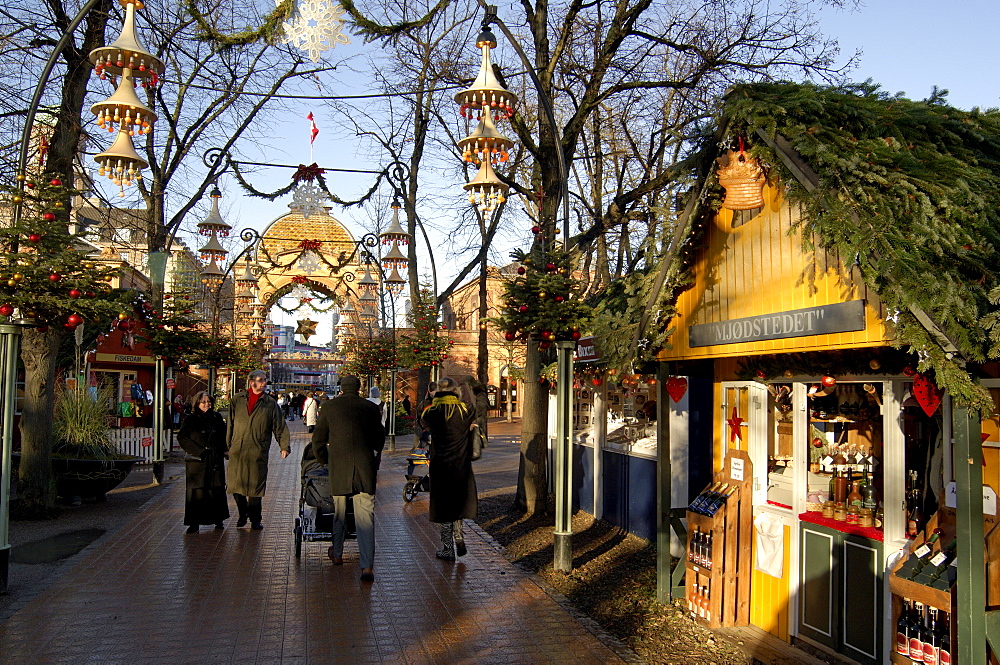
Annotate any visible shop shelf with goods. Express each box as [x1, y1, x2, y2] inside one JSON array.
[[685, 448, 753, 628]]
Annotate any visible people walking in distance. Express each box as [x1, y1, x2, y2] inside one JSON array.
[[290, 391, 305, 421], [177, 391, 230, 533], [413, 381, 436, 451], [227, 370, 289, 530], [401, 393, 412, 416], [420, 377, 477, 561], [311, 375, 385, 582], [367, 386, 387, 427], [276, 393, 287, 420], [303, 391, 319, 433]]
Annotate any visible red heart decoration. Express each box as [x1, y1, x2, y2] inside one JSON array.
[[912, 373, 942, 417], [666, 376, 688, 403]]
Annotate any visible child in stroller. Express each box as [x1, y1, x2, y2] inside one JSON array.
[[403, 430, 431, 503], [294, 445, 355, 558]]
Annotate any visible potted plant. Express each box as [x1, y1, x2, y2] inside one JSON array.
[[49, 385, 142, 500]]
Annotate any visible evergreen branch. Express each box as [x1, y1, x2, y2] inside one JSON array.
[[186, 0, 294, 47], [338, 0, 452, 41]]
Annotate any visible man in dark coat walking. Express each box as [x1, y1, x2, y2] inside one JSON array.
[[227, 370, 289, 530], [311, 375, 385, 582]]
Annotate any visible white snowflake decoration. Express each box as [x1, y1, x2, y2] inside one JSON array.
[[281, 0, 351, 63], [289, 180, 328, 219], [287, 283, 312, 300], [296, 249, 324, 275]]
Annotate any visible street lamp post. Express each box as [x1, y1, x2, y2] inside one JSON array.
[[456, 6, 575, 571]]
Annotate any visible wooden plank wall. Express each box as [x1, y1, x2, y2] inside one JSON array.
[[750, 524, 792, 641], [659, 185, 888, 361]]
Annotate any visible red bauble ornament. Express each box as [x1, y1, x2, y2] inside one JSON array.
[[591, 378, 602, 387], [756, 369, 767, 379], [43, 212, 56, 222], [27, 234, 41, 243], [545, 263, 556, 271], [821, 375, 837, 388], [49, 178, 62, 186], [902, 366, 916, 377], [49, 273, 61, 282], [0, 304, 13, 317], [66, 314, 83, 327], [517, 267, 526, 275], [441, 354, 448, 359], [518, 305, 528, 313], [812, 437, 824, 448], [118, 320, 131, 330], [431, 360, 438, 366], [504, 331, 516, 341], [85, 291, 95, 298], [531, 226, 541, 234], [554, 295, 564, 303], [571, 331, 581, 340], [25, 182, 35, 189], [539, 341, 551, 350], [69, 289, 81, 299]]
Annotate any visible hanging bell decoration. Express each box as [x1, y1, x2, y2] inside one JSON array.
[[463, 158, 507, 214], [89, 0, 165, 195], [381, 243, 408, 272], [717, 148, 766, 211], [458, 106, 513, 165], [197, 188, 232, 236], [453, 25, 517, 119], [197, 231, 228, 262], [94, 128, 149, 195], [380, 202, 410, 245]]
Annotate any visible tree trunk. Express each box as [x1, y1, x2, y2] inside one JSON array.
[[514, 343, 548, 515], [17, 327, 64, 512]]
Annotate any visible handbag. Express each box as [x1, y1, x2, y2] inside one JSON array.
[[469, 426, 486, 461]]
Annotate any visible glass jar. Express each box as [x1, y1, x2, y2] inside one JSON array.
[[833, 502, 847, 521]]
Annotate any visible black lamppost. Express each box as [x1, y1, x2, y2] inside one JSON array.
[[455, 5, 574, 571]]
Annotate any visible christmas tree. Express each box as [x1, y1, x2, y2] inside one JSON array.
[[397, 286, 452, 369]]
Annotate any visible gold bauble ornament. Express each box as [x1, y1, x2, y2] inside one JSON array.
[[53, 201, 63, 208], [538, 292, 546, 298], [15, 174, 25, 182], [783, 369, 794, 378], [118, 313, 128, 320], [11, 196, 22, 204], [12, 274, 23, 281], [869, 359, 881, 370], [6, 280, 16, 287]]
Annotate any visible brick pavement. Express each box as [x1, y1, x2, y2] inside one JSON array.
[[0, 422, 625, 664]]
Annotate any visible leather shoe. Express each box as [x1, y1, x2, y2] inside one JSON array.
[[360, 569, 374, 582], [185, 525, 198, 534], [455, 537, 467, 557], [327, 547, 343, 565], [250, 522, 264, 530], [236, 516, 248, 528]]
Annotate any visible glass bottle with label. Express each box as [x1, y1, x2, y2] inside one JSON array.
[[895, 598, 912, 657], [847, 480, 863, 509]]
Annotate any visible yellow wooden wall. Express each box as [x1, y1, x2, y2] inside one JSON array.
[[983, 387, 1000, 494], [750, 525, 792, 641], [658, 184, 888, 361]]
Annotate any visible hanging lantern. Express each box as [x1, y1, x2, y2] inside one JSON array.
[[458, 106, 513, 165], [384, 266, 406, 296], [197, 231, 228, 262], [93, 129, 148, 196], [382, 243, 408, 272], [453, 25, 517, 119], [357, 267, 378, 293], [197, 188, 232, 236], [90, 73, 157, 136], [89, 0, 166, 82], [716, 148, 765, 211], [380, 202, 411, 245], [463, 158, 508, 214]]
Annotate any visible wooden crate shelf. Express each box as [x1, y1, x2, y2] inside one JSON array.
[[685, 448, 752, 628]]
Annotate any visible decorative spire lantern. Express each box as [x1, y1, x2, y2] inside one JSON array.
[[716, 147, 766, 211], [380, 201, 410, 246], [196, 188, 232, 236], [89, 0, 165, 196], [454, 23, 517, 215]]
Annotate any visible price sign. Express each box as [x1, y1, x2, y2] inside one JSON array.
[[944, 481, 996, 515], [165, 378, 176, 389], [730, 457, 745, 482]]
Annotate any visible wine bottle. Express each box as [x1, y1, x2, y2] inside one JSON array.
[[896, 530, 941, 580], [703, 585, 712, 623], [908, 601, 925, 662], [922, 607, 940, 665], [895, 598, 912, 657], [939, 611, 952, 665], [689, 527, 700, 563], [706, 485, 737, 516], [690, 483, 721, 514], [704, 532, 713, 570], [920, 539, 956, 587], [847, 479, 863, 508]]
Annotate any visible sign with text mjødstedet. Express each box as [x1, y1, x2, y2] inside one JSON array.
[[687, 300, 866, 347]]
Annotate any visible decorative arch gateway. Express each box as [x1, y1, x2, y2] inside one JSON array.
[[251, 206, 376, 315]]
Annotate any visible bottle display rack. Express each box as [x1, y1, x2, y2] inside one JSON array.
[[685, 448, 753, 628]]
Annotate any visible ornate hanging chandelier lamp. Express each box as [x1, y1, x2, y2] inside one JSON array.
[[89, 0, 164, 196], [454, 22, 517, 215]]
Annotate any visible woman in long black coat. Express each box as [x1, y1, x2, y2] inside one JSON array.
[[420, 377, 477, 560], [177, 391, 230, 533]]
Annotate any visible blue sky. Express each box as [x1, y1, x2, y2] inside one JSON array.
[[819, 1, 1000, 110]]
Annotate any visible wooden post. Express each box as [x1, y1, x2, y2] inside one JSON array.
[[954, 403, 987, 664]]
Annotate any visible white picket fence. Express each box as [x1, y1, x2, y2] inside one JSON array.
[[110, 428, 171, 462]]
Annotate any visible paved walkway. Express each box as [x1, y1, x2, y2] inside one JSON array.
[[0, 421, 625, 664]]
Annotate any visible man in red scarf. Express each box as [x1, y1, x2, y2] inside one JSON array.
[[227, 370, 289, 529]]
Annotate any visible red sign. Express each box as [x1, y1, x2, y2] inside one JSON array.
[[165, 379, 176, 389], [141, 436, 153, 447]]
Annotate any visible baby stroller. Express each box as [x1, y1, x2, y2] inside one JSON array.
[[294, 447, 355, 558], [403, 434, 431, 503]]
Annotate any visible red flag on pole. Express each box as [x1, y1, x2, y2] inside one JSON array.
[[307, 112, 319, 144]]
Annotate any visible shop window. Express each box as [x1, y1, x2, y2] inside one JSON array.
[[803, 382, 884, 528]]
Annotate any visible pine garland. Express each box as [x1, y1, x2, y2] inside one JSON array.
[[703, 82, 1000, 411], [187, 0, 295, 47], [230, 159, 383, 208]]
